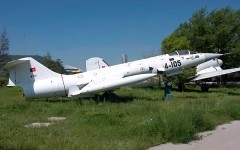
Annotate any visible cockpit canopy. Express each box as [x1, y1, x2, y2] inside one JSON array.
[[168, 50, 197, 56]]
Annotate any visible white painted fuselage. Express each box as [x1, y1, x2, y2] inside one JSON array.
[[6, 51, 222, 98]]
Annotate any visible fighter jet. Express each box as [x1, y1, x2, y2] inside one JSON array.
[[87, 55, 240, 92], [191, 58, 240, 91], [5, 50, 222, 99]]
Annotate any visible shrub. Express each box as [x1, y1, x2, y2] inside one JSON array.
[[0, 77, 8, 86]]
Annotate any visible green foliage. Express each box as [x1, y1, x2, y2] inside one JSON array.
[[43, 52, 66, 74], [0, 28, 10, 66], [162, 7, 240, 68], [0, 29, 10, 78], [227, 43, 240, 68], [162, 34, 191, 54], [0, 77, 8, 86], [161, 7, 240, 87], [175, 67, 196, 91], [1, 87, 240, 149]]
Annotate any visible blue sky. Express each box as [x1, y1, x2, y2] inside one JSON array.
[[0, 0, 239, 70]]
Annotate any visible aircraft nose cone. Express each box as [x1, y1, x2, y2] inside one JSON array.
[[204, 53, 223, 62]]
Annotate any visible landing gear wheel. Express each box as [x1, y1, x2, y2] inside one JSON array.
[[177, 83, 185, 92], [102, 91, 118, 102], [201, 84, 209, 92], [167, 81, 172, 86]]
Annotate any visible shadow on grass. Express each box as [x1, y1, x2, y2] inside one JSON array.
[[26, 97, 72, 103], [25, 94, 135, 104], [227, 91, 240, 96], [93, 94, 134, 103], [174, 88, 201, 93]]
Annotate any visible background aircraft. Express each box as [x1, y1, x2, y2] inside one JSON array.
[[191, 58, 240, 91], [5, 50, 222, 99]]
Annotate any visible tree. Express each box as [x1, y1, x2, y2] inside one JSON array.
[[161, 7, 240, 90], [0, 28, 11, 82], [0, 29, 10, 69], [162, 7, 240, 65], [208, 8, 240, 68], [162, 34, 191, 53], [43, 52, 66, 74]]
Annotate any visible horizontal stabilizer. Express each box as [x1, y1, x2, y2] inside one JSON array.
[[192, 67, 240, 81], [5, 59, 29, 69]]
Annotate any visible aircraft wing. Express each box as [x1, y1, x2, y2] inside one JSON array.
[[192, 67, 240, 81], [68, 74, 124, 97], [68, 73, 157, 97]]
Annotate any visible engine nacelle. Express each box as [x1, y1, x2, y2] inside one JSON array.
[[197, 59, 223, 73]]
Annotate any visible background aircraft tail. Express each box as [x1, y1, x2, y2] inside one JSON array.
[[5, 57, 60, 86], [86, 57, 109, 71]]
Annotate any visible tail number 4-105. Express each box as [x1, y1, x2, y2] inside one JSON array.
[[165, 60, 181, 69]]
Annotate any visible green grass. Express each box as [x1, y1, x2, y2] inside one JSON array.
[[1, 86, 240, 149]]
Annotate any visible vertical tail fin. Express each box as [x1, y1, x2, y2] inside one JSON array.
[[5, 57, 59, 86], [86, 57, 109, 71]]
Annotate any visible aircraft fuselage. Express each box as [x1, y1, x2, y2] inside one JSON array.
[[6, 51, 222, 98]]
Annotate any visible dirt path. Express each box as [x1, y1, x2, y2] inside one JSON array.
[[149, 121, 240, 150]]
